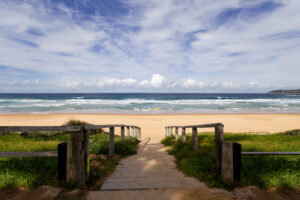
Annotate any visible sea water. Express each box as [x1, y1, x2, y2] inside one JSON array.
[[0, 93, 300, 113]]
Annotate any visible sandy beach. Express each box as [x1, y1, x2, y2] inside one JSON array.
[[1, 113, 300, 143]]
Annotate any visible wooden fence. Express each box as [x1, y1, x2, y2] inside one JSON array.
[[164, 124, 300, 184], [0, 124, 141, 187], [222, 141, 300, 184], [165, 123, 224, 171]]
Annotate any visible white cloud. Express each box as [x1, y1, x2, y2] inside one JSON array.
[[0, 79, 40, 86], [150, 74, 165, 87], [220, 81, 238, 89], [0, 0, 300, 92], [65, 81, 80, 88], [248, 81, 259, 87], [139, 74, 165, 88], [58, 75, 262, 92], [96, 78, 137, 88], [183, 79, 206, 88]]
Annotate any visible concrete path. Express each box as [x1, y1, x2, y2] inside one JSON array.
[[100, 138, 205, 190], [87, 138, 219, 199]]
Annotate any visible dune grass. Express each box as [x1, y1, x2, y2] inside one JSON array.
[[0, 121, 139, 189], [161, 132, 300, 190]]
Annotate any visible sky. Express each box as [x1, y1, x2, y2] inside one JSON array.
[[0, 0, 300, 93]]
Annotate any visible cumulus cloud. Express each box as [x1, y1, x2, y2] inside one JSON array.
[[60, 74, 258, 92], [139, 74, 165, 88], [183, 79, 206, 88], [96, 78, 137, 88]]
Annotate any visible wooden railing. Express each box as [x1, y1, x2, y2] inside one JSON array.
[[0, 124, 141, 187], [165, 123, 224, 171]]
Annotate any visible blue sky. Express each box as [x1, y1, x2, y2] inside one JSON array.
[[0, 0, 300, 92]]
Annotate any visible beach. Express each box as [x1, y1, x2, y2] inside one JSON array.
[[1, 113, 300, 143]]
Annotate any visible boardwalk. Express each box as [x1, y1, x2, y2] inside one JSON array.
[[87, 139, 234, 200]]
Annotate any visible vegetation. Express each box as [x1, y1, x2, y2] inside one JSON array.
[[0, 120, 139, 189], [161, 132, 300, 190]]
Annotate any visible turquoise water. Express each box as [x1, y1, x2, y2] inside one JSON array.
[[0, 93, 300, 113]]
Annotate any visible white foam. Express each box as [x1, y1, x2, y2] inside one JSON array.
[[1, 97, 300, 113]]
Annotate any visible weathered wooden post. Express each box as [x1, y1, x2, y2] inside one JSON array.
[[182, 127, 186, 144], [138, 128, 141, 140], [215, 124, 224, 171], [131, 127, 134, 137], [127, 126, 130, 143], [175, 127, 178, 142], [192, 127, 198, 152], [167, 127, 169, 136], [109, 127, 114, 156], [222, 142, 241, 184], [83, 127, 89, 181], [170, 127, 173, 137], [165, 127, 167, 137], [134, 127, 136, 138], [121, 126, 125, 143], [67, 127, 85, 187]]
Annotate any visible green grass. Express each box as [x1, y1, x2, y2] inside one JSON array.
[[161, 132, 300, 190], [0, 131, 139, 189], [0, 157, 58, 188]]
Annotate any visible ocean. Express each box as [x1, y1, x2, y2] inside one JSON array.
[[0, 93, 300, 114]]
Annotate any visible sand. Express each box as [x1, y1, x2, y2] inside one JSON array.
[[1, 113, 300, 143]]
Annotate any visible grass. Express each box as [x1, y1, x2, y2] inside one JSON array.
[[0, 120, 139, 189], [161, 132, 300, 190]]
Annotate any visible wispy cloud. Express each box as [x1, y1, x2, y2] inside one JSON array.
[[0, 0, 300, 92]]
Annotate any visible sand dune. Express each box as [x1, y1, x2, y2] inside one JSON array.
[[1, 113, 300, 143]]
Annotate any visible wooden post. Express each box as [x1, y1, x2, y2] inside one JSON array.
[[67, 127, 85, 187], [127, 126, 130, 143], [222, 142, 241, 184], [215, 124, 224, 171], [175, 127, 178, 142], [140, 128, 142, 140], [167, 127, 169, 136], [192, 127, 198, 152], [58, 142, 67, 182], [182, 127, 186, 144], [66, 141, 72, 182], [134, 127, 136, 138], [83, 127, 89, 181], [170, 127, 173, 137], [109, 127, 114, 156], [165, 127, 167, 137], [138, 128, 141, 140], [121, 126, 125, 143]]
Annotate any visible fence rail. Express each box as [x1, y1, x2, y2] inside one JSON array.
[[0, 126, 81, 133], [0, 151, 58, 157], [0, 124, 142, 187], [241, 152, 300, 155]]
